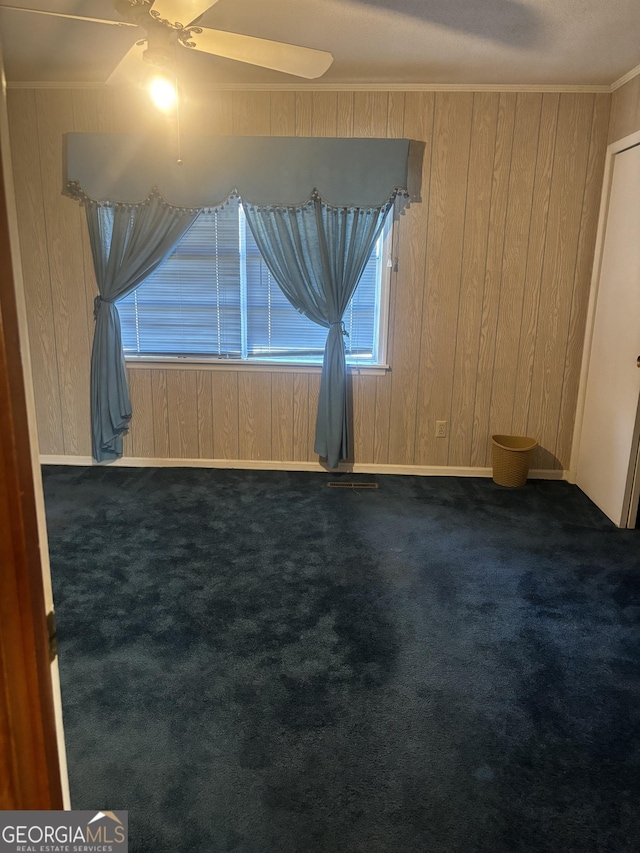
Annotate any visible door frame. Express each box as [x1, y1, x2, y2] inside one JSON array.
[[569, 128, 640, 504]]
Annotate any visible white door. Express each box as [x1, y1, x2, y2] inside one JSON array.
[[576, 142, 640, 527]]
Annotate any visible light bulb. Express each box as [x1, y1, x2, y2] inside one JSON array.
[[149, 75, 177, 112]]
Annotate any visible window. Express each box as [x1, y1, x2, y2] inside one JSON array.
[[118, 196, 392, 366]]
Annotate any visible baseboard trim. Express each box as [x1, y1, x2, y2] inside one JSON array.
[[40, 455, 567, 480]]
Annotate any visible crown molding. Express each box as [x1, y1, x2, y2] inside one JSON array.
[[6, 80, 612, 93], [610, 61, 640, 91]]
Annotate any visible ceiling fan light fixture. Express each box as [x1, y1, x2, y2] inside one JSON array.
[[2, 0, 334, 86], [148, 73, 177, 111]]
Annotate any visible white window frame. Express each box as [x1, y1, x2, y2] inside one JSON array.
[[123, 210, 394, 375]]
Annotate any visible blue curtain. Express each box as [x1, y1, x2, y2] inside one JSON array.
[[86, 196, 197, 461], [244, 192, 394, 469]]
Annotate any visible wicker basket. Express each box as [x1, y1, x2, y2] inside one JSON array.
[[491, 435, 538, 488]]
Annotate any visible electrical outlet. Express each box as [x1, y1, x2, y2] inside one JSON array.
[[435, 420, 447, 438]]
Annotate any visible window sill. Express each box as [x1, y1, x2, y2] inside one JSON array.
[[124, 356, 390, 376]]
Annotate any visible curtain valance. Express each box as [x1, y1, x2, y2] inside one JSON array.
[[68, 132, 421, 467], [64, 133, 418, 209]]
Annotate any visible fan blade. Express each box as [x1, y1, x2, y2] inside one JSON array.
[[186, 28, 333, 79], [106, 39, 147, 85], [150, 0, 220, 28], [0, 4, 136, 27]]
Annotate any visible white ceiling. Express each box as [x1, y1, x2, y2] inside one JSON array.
[[0, 0, 638, 87]]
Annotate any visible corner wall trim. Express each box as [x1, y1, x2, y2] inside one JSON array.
[[611, 62, 640, 92], [40, 455, 567, 480]]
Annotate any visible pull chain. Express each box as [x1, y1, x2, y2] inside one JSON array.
[[176, 73, 183, 166]]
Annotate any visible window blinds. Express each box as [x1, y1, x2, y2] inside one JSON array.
[[118, 197, 383, 363]]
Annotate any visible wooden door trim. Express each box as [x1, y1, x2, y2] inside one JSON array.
[[0, 108, 63, 809]]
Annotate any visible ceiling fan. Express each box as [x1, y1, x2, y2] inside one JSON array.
[[0, 0, 334, 82]]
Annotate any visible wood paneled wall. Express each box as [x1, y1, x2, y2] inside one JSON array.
[[609, 75, 640, 143], [7, 87, 610, 470]]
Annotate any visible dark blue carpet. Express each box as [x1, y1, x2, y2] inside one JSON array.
[[42, 467, 640, 853]]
